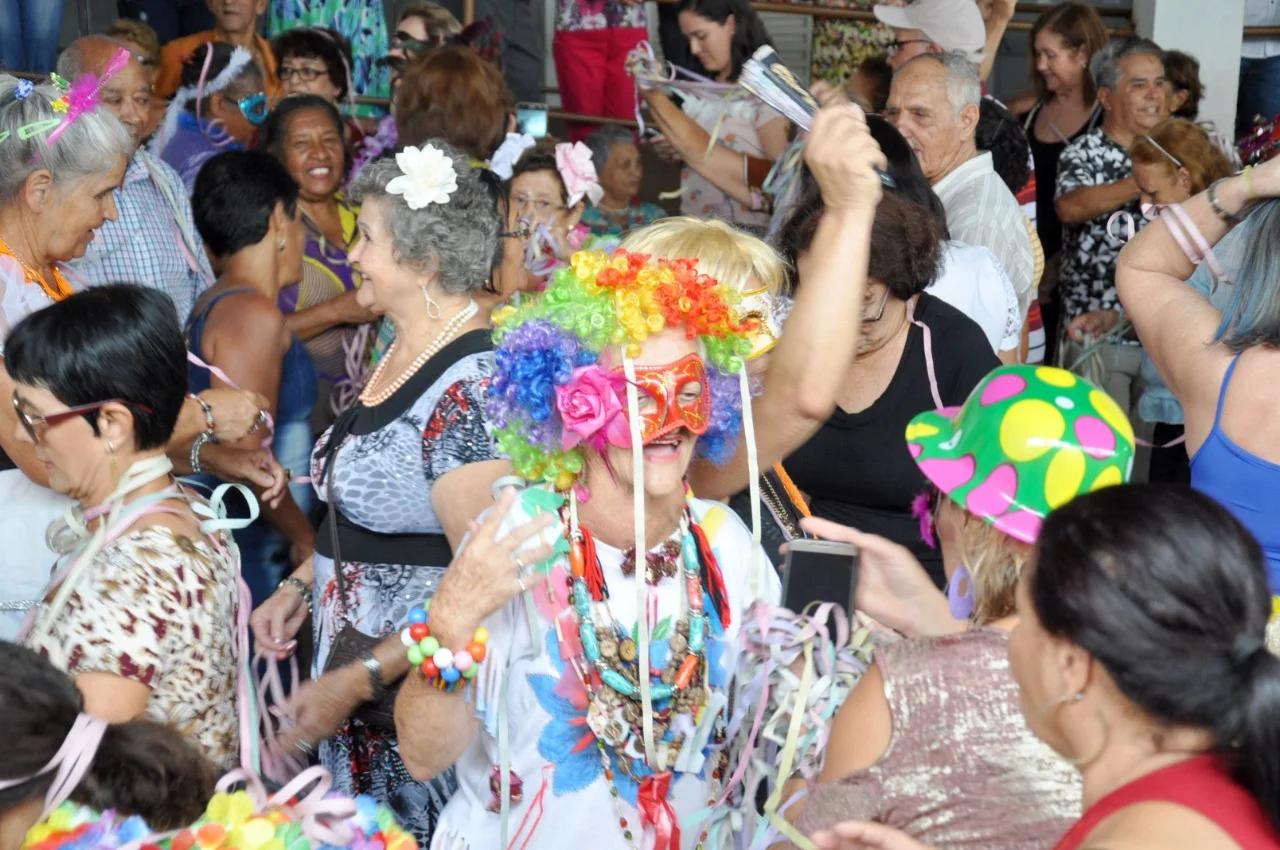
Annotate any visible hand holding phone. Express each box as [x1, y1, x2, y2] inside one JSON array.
[[782, 539, 860, 630]]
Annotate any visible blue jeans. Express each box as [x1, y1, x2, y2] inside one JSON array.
[[0, 0, 67, 73], [1239, 55, 1280, 134]]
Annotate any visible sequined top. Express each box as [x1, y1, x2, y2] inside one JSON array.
[[798, 628, 1081, 849]]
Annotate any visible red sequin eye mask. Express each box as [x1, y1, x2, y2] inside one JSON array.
[[614, 354, 711, 444]]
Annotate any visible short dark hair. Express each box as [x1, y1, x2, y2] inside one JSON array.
[[193, 149, 300, 258], [259, 94, 351, 178], [976, 98, 1032, 193], [179, 41, 263, 114], [676, 0, 774, 82], [1164, 49, 1203, 121], [270, 27, 353, 100], [509, 146, 567, 204], [0, 642, 215, 829], [854, 53, 893, 112], [777, 185, 943, 300], [1033, 484, 1280, 835], [4, 285, 187, 451]]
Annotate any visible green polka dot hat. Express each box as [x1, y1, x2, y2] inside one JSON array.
[[906, 365, 1135, 544]]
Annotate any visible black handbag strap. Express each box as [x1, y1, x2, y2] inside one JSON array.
[[327, 472, 354, 627]]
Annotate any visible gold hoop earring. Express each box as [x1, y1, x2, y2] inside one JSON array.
[[422, 286, 442, 320]]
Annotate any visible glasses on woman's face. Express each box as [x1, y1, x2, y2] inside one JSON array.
[[280, 65, 328, 83], [512, 193, 565, 218], [12, 393, 153, 444], [238, 93, 270, 125], [861, 288, 891, 324]]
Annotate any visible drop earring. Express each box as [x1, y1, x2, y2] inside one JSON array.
[[947, 564, 976, 620], [278, 235, 287, 252], [422, 286, 442, 320]]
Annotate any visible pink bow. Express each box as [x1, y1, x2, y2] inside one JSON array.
[[555, 141, 604, 207]]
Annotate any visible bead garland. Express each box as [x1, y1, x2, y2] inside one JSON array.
[[359, 298, 478, 406], [0, 234, 73, 302], [563, 495, 726, 850], [399, 602, 489, 691]]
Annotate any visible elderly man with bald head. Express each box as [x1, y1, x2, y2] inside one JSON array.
[[886, 52, 1035, 323], [59, 35, 214, 323]]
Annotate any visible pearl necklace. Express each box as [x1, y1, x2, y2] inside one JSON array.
[[359, 299, 479, 406]]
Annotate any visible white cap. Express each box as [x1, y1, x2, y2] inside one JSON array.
[[874, 0, 986, 65]]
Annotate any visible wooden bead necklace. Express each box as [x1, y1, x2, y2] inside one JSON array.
[[358, 298, 478, 406]]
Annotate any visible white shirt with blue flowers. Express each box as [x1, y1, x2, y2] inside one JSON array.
[[431, 485, 779, 850]]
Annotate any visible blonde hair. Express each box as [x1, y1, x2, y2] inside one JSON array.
[[941, 500, 1032, 626], [620, 217, 788, 296]]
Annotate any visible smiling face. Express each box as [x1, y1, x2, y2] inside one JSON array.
[[350, 197, 418, 316], [599, 329, 704, 500], [281, 106, 344, 202], [1100, 52, 1170, 135], [36, 157, 128, 261], [1034, 30, 1088, 95], [208, 0, 266, 35], [599, 141, 643, 203], [679, 11, 735, 80]]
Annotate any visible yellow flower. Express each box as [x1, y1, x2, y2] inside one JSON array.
[[206, 791, 255, 827], [51, 98, 68, 113], [228, 818, 277, 850]]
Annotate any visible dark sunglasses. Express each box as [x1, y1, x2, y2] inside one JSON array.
[[12, 393, 153, 444]]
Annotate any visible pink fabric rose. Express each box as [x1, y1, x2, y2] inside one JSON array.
[[556, 365, 631, 452], [555, 141, 605, 207]]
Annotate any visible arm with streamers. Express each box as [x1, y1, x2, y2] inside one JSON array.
[[688, 601, 874, 849]]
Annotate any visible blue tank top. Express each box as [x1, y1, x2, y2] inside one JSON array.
[[1190, 354, 1280, 592], [187, 287, 317, 428]]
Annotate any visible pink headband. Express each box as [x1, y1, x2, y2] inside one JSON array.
[[0, 713, 108, 818], [43, 47, 131, 147]]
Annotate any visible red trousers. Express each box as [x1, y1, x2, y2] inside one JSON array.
[[554, 27, 647, 143]]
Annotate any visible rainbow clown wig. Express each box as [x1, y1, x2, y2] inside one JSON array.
[[488, 248, 756, 490]]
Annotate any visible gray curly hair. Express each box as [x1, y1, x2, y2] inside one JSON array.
[[0, 75, 132, 206], [583, 125, 635, 176], [349, 140, 499, 295]]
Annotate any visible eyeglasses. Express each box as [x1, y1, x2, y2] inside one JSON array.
[[12, 393, 153, 444], [512, 193, 565, 216], [280, 65, 328, 83], [887, 38, 933, 56], [238, 93, 270, 125], [861, 288, 891, 323]]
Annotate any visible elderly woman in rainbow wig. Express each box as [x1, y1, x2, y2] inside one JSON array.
[[369, 106, 886, 850]]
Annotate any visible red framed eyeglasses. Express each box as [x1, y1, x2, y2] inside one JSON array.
[[12, 392, 153, 443]]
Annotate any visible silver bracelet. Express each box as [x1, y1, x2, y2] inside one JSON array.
[[188, 392, 216, 438], [362, 651, 387, 701], [278, 575, 312, 610], [1207, 178, 1246, 224], [189, 431, 214, 474]]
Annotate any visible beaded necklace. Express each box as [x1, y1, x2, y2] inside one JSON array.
[[0, 234, 73, 301], [358, 299, 477, 406], [563, 494, 731, 850]]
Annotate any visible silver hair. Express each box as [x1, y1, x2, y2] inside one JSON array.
[[349, 141, 499, 295], [900, 52, 982, 117], [583, 125, 636, 176], [55, 35, 130, 81], [0, 75, 132, 206], [1091, 37, 1164, 91]]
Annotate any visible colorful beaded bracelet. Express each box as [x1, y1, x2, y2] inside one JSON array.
[[399, 602, 489, 691]]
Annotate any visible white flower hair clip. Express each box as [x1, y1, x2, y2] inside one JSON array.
[[490, 132, 537, 180], [386, 144, 459, 209]]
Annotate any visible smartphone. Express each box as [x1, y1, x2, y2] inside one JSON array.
[[781, 539, 860, 633], [515, 102, 548, 139]]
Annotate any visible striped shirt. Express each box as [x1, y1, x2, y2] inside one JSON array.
[[71, 150, 214, 323], [933, 151, 1036, 319]]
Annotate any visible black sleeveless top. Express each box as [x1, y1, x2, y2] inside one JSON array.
[[1025, 102, 1103, 258]]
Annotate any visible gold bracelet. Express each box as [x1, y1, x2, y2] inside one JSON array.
[[1244, 165, 1255, 200]]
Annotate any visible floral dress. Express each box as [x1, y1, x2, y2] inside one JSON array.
[[309, 331, 503, 845]]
